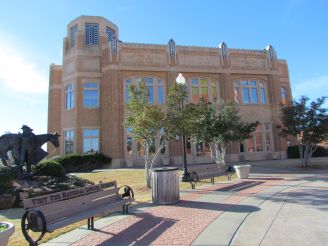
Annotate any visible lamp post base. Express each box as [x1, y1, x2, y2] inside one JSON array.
[[180, 171, 190, 182]]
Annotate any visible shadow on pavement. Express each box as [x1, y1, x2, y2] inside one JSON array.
[[92, 212, 177, 246], [178, 200, 260, 213]]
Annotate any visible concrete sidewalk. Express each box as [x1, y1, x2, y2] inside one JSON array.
[[42, 166, 328, 246]]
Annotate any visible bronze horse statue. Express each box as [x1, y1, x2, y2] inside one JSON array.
[[0, 128, 60, 174]]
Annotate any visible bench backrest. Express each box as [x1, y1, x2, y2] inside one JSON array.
[[191, 165, 226, 174], [23, 181, 120, 223]]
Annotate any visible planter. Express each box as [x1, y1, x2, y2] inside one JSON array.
[[126, 159, 134, 168], [0, 222, 15, 246], [234, 164, 251, 179], [0, 195, 16, 209], [272, 152, 279, 160]]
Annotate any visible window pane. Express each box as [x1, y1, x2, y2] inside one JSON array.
[[265, 132, 271, 151], [158, 85, 164, 104], [250, 88, 258, 103], [200, 87, 208, 101], [200, 79, 207, 86], [256, 132, 263, 152], [204, 143, 211, 158], [241, 81, 248, 86], [247, 136, 255, 152], [125, 79, 131, 102], [196, 143, 204, 157], [234, 87, 239, 103], [212, 87, 217, 102], [147, 86, 154, 104], [260, 87, 266, 104], [83, 129, 99, 152], [242, 88, 250, 103], [83, 83, 99, 107], [137, 141, 145, 157], [240, 142, 245, 152], [250, 80, 257, 86], [192, 87, 199, 102], [126, 137, 132, 157], [192, 79, 199, 85]]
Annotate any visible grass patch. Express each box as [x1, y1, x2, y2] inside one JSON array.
[[1, 169, 235, 246]]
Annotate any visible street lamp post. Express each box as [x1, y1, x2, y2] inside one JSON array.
[[176, 73, 189, 182]]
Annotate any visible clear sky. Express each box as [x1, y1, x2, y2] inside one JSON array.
[[0, 0, 327, 135]]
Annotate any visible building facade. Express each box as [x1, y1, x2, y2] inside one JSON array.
[[48, 15, 292, 167]]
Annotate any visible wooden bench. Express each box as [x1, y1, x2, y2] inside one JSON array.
[[21, 181, 134, 246], [188, 164, 232, 189]]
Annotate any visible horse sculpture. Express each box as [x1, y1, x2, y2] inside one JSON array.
[[0, 125, 60, 175]]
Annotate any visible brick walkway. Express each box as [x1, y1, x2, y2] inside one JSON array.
[[72, 178, 285, 246]]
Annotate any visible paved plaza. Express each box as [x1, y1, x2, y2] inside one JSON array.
[[43, 164, 328, 246]]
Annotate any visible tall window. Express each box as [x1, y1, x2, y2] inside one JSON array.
[[106, 26, 115, 41], [70, 25, 78, 48], [189, 78, 217, 103], [234, 80, 267, 105], [83, 83, 99, 108], [240, 123, 273, 153], [83, 129, 99, 152], [64, 130, 74, 154], [280, 86, 287, 105], [65, 84, 74, 110], [85, 23, 99, 46], [124, 77, 164, 105]]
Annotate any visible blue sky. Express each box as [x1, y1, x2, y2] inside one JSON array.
[[0, 0, 327, 135]]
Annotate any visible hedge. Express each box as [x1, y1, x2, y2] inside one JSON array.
[[53, 153, 111, 173], [287, 145, 328, 159], [32, 160, 66, 177]]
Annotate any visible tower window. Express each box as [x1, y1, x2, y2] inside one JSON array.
[[85, 23, 99, 46], [106, 26, 115, 41], [70, 25, 78, 47]]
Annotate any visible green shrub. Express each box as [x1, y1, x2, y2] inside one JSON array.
[[54, 153, 111, 173], [0, 223, 8, 231], [0, 167, 15, 194], [32, 160, 66, 177], [287, 145, 328, 159]]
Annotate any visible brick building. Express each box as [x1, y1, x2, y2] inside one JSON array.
[[48, 15, 292, 167]]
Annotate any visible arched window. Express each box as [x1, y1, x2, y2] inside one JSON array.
[[233, 79, 267, 105], [124, 76, 165, 105], [188, 78, 218, 103]]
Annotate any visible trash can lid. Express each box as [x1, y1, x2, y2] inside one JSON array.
[[152, 167, 179, 172]]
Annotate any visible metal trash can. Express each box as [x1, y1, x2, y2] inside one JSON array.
[[151, 167, 180, 205]]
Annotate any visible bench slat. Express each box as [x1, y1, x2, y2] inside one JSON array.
[[47, 198, 132, 231], [40, 189, 119, 223]]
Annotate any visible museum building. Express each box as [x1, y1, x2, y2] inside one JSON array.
[[48, 15, 292, 167]]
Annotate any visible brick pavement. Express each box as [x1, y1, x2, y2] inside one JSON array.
[[72, 177, 285, 246]]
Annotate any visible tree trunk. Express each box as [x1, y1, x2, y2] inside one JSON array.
[[304, 143, 317, 167], [298, 144, 304, 167], [144, 142, 151, 188], [214, 143, 226, 167]]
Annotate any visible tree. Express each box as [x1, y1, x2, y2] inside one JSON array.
[[124, 81, 166, 188], [279, 96, 328, 167], [188, 100, 258, 166]]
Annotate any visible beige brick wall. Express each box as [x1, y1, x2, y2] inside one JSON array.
[[48, 15, 292, 165]]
